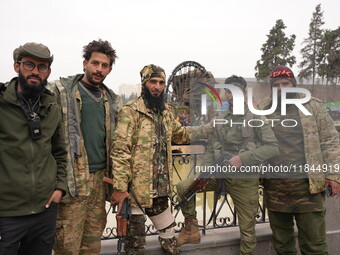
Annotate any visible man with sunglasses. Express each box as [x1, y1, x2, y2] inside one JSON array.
[[0, 42, 67, 255]]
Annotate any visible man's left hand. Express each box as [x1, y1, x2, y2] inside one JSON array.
[[45, 190, 63, 208], [164, 103, 172, 110], [325, 179, 340, 197]]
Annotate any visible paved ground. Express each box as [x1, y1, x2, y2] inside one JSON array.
[[100, 223, 276, 255], [100, 222, 340, 255]]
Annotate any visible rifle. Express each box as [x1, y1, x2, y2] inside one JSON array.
[[174, 151, 234, 210], [114, 198, 131, 255], [103, 177, 131, 255], [103, 177, 114, 185]]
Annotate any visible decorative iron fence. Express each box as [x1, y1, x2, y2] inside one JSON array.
[[102, 147, 266, 239]]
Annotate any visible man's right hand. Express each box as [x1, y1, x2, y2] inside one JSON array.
[[111, 191, 131, 214]]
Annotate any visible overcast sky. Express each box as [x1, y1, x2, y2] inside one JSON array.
[[1, 0, 339, 93]]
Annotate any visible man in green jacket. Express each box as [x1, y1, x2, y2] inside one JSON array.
[[262, 66, 340, 255], [0, 42, 67, 255], [50, 40, 121, 255], [175, 75, 279, 255]]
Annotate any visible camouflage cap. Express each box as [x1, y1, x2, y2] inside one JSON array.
[[140, 64, 166, 85], [224, 75, 247, 90], [13, 42, 53, 65]]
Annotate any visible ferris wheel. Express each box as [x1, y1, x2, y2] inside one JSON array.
[[166, 61, 216, 124]]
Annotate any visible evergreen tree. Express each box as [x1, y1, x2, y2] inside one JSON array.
[[121, 92, 138, 104], [319, 27, 340, 85], [121, 94, 127, 104], [298, 4, 324, 85], [255, 19, 296, 80], [128, 92, 138, 101]]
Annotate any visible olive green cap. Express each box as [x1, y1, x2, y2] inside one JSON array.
[[13, 42, 53, 65]]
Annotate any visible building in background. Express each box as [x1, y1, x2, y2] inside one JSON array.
[[118, 84, 141, 97], [118, 84, 141, 104]]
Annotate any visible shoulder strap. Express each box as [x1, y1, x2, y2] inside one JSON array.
[[0, 82, 7, 95], [129, 186, 145, 213], [241, 111, 254, 139], [241, 111, 260, 151], [128, 111, 146, 214], [214, 125, 228, 151]]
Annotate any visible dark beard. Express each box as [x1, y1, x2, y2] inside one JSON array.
[[142, 85, 166, 112], [277, 92, 297, 111], [18, 73, 47, 100], [84, 70, 105, 86]]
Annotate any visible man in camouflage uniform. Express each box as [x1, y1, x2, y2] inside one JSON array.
[[50, 40, 121, 255], [111, 64, 210, 255], [261, 66, 340, 255], [176, 75, 279, 255]]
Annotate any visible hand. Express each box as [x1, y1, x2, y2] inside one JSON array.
[[228, 155, 243, 169], [111, 191, 131, 214], [45, 190, 63, 208], [193, 177, 209, 192], [164, 103, 172, 110], [325, 179, 340, 197]]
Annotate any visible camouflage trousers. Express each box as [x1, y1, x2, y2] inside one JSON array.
[[125, 197, 176, 255], [176, 177, 259, 254], [268, 210, 328, 255], [54, 169, 107, 255]]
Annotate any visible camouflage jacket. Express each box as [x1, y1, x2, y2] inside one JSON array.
[[111, 96, 208, 208], [48, 74, 121, 201], [260, 97, 340, 194]]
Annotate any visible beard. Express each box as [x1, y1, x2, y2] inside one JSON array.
[[18, 72, 47, 99], [227, 98, 233, 107], [84, 70, 105, 86], [142, 85, 166, 112], [276, 92, 297, 110]]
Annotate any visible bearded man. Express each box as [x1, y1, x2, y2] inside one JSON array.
[[111, 64, 212, 255], [262, 66, 340, 255], [0, 42, 67, 255]]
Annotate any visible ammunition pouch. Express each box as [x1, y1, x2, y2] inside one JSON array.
[[17, 93, 42, 140], [27, 112, 42, 139]]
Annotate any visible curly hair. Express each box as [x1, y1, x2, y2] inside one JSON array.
[[82, 39, 117, 66]]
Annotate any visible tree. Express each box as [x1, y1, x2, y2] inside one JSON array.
[[255, 19, 296, 80], [298, 4, 325, 85], [327, 27, 340, 85], [319, 27, 340, 85]]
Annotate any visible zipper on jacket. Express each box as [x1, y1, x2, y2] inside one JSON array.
[[30, 139, 37, 214]]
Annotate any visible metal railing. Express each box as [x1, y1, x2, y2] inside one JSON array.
[[102, 146, 266, 239]]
